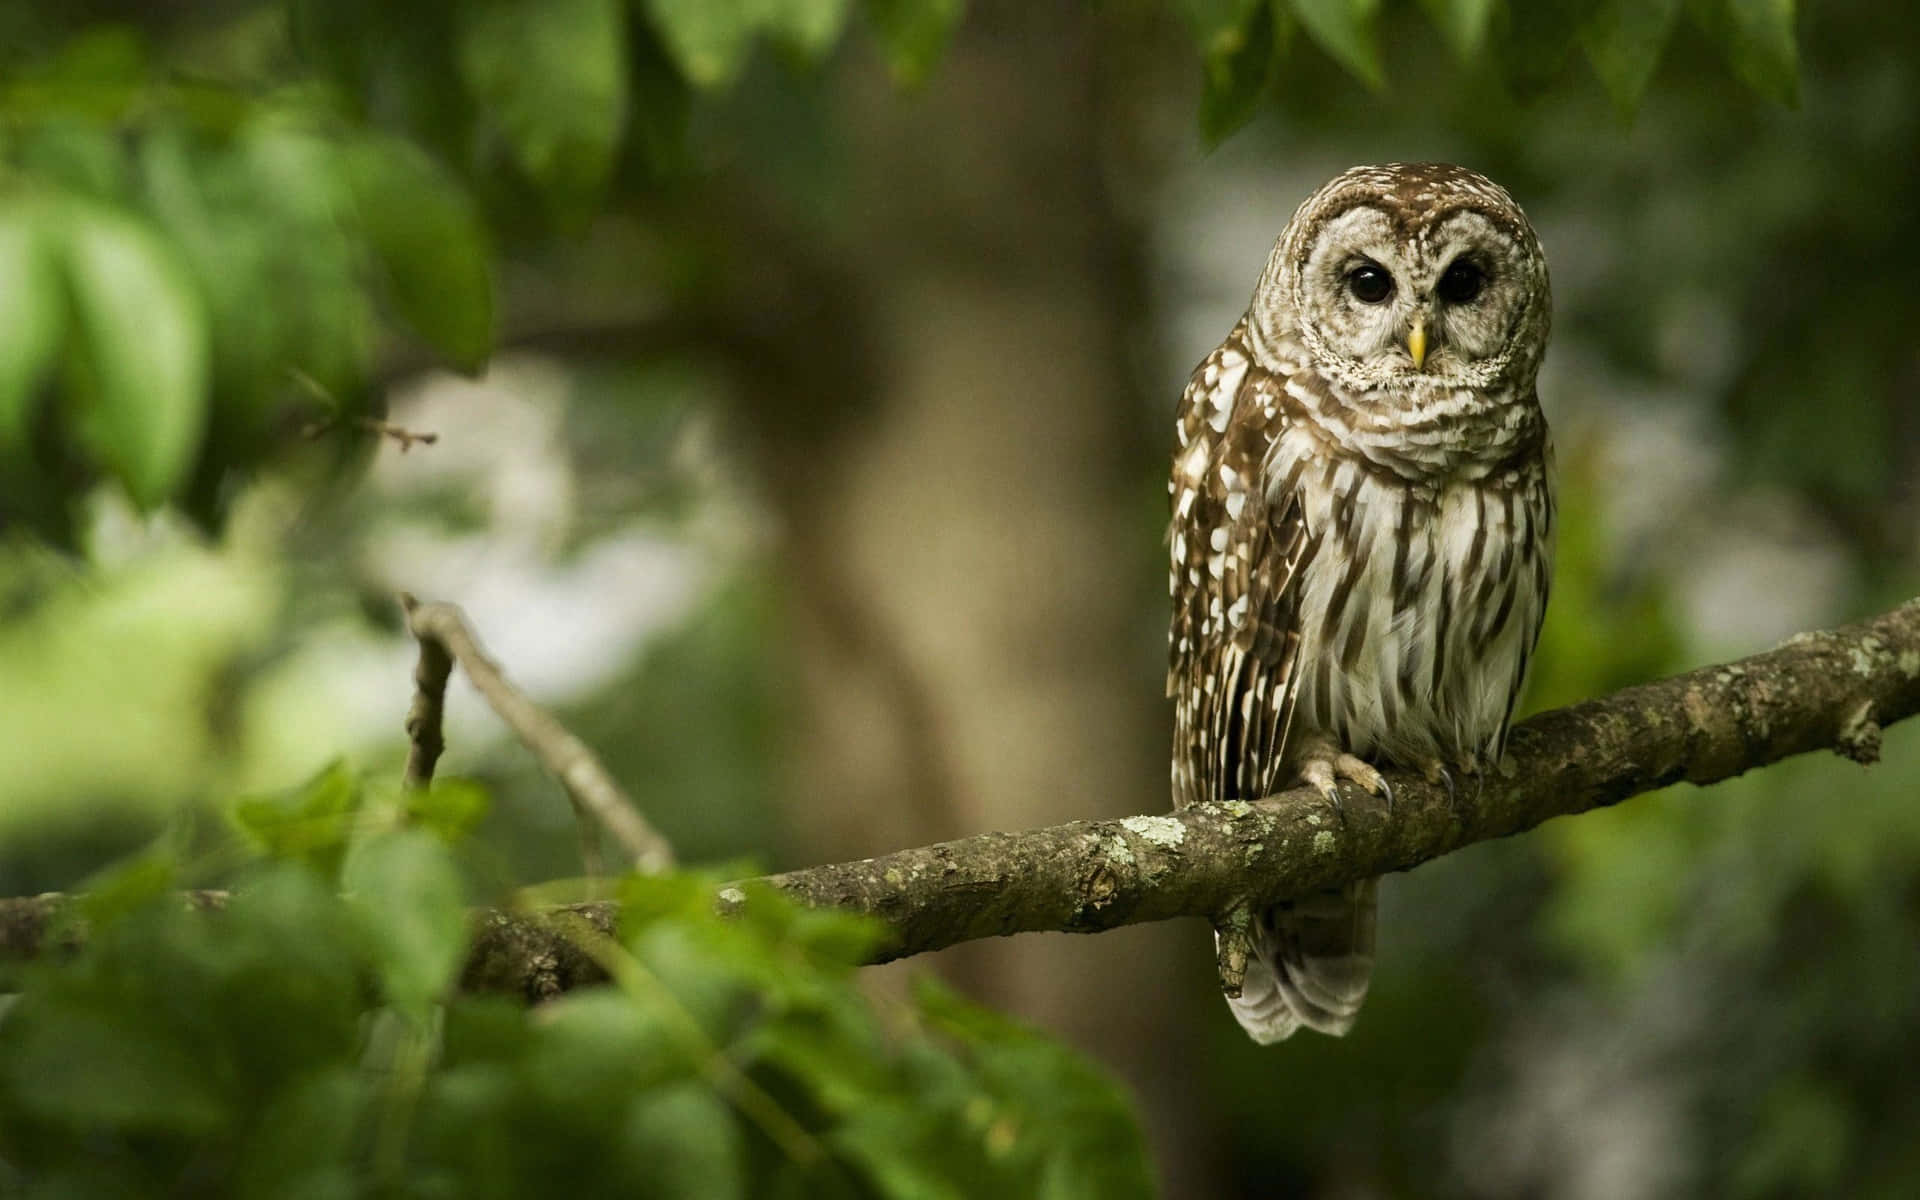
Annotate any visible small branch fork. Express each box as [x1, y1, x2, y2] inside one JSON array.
[[4, 600, 1917, 1004], [398, 593, 675, 875]]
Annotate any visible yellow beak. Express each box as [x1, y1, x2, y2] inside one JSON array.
[[1407, 318, 1428, 371]]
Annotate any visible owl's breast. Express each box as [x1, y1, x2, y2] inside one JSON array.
[[1283, 441, 1551, 767]]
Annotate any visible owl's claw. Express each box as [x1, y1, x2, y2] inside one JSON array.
[[1299, 752, 1391, 823], [1419, 759, 1457, 813]]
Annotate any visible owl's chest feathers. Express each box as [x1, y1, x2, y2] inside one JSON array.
[[1260, 329, 1541, 483], [1281, 435, 1550, 765]]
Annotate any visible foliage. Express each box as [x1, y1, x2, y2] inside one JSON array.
[[0, 768, 1153, 1198], [13, 0, 1920, 1197], [0, 0, 1800, 542]]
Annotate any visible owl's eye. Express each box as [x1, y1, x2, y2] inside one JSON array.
[[1346, 264, 1394, 304], [1437, 260, 1486, 304]]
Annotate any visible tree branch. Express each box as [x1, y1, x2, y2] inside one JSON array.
[[729, 598, 1920, 960], [445, 596, 1920, 996], [398, 593, 676, 874], [4, 601, 1916, 1001]]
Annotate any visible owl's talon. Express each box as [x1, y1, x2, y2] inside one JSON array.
[[1419, 759, 1458, 814], [1300, 759, 1346, 821], [1299, 752, 1390, 822]]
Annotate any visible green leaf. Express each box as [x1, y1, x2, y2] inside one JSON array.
[[342, 830, 468, 1017], [644, 0, 852, 89], [59, 201, 210, 507], [75, 845, 178, 929], [1417, 0, 1497, 60], [643, 0, 761, 88], [1582, 0, 1681, 113], [342, 135, 494, 372], [1490, 0, 1602, 94], [764, 0, 855, 60], [524, 988, 692, 1103], [232, 1067, 366, 1200], [1692, 0, 1798, 105], [622, 1083, 747, 1200], [1, 996, 232, 1134], [914, 978, 1155, 1200], [232, 759, 364, 877], [1196, 0, 1278, 147], [406, 776, 492, 842], [456, 0, 629, 218], [0, 203, 65, 458], [861, 0, 965, 86], [1289, 0, 1384, 89]]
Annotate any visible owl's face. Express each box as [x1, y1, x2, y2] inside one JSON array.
[[1253, 164, 1550, 396]]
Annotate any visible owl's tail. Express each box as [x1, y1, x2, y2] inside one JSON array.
[[1225, 877, 1378, 1043]]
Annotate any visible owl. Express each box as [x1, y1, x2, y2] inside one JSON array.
[[1168, 163, 1553, 1043]]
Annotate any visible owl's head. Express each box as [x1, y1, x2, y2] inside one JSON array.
[[1251, 163, 1551, 395]]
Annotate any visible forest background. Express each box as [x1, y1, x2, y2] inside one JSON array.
[[3, 1, 1917, 1197]]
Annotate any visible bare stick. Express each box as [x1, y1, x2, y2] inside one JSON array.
[[402, 600, 453, 790], [397, 594, 676, 874]]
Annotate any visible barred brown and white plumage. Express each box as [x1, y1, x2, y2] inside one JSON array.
[[1167, 163, 1554, 1043]]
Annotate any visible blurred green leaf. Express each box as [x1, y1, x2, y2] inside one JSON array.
[[1196, 0, 1281, 147], [1693, 0, 1798, 105], [1417, 0, 1496, 60], [406, 777, 492, 842], [643, 0, 852, 90], [1, 994, 233, 1134], [231, 1066, 366, 1200], [861, 0, 965, 86], [341, 136, 495, 372], [0, 203, 64, 459], [764, 0, 855, 59], [1289, 0, 1384, 90], [643, 0, 761, 88], [457, 0, 629, 219], [1734, 1078, 1851, 1196], [232, 759, 364, 878], [60, 201, 210, 507], [1582, 0, 1681, 114], [914, 978, 1155, 1200], [624, 1083, 747, 1200], [342, 830, 468, 1017], [1490, 0, 1602, 94], [74, 845, 178, 929]]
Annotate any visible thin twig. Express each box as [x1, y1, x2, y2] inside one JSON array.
[[302, 415, 440, 451], [397, 593, 676, 874]]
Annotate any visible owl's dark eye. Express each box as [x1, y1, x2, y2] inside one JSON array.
[[1346, 264, 1394, 304], [1437, 259, 1486, 304]]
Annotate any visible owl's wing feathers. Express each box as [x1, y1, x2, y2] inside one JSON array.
[[1169, 338, 1375, 1042], [1169, 335, 1313, 809]]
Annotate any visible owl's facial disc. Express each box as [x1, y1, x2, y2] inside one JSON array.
[[1294, 204, 1532, 387]]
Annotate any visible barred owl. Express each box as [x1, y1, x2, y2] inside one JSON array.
[[1168, 163, 1553, 1043]]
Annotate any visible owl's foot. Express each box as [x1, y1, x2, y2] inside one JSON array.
[[1298, 747, 1391, 820]]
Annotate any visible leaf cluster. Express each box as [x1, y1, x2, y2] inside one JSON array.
[[1185, 0, 1799, 143], [0, 765, 1153, 1198]]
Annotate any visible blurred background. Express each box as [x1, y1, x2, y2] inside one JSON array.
[[3, 0, 1918, 1196]]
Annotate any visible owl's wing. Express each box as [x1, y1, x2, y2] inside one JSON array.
[[1168, 334, 1313, 808]]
